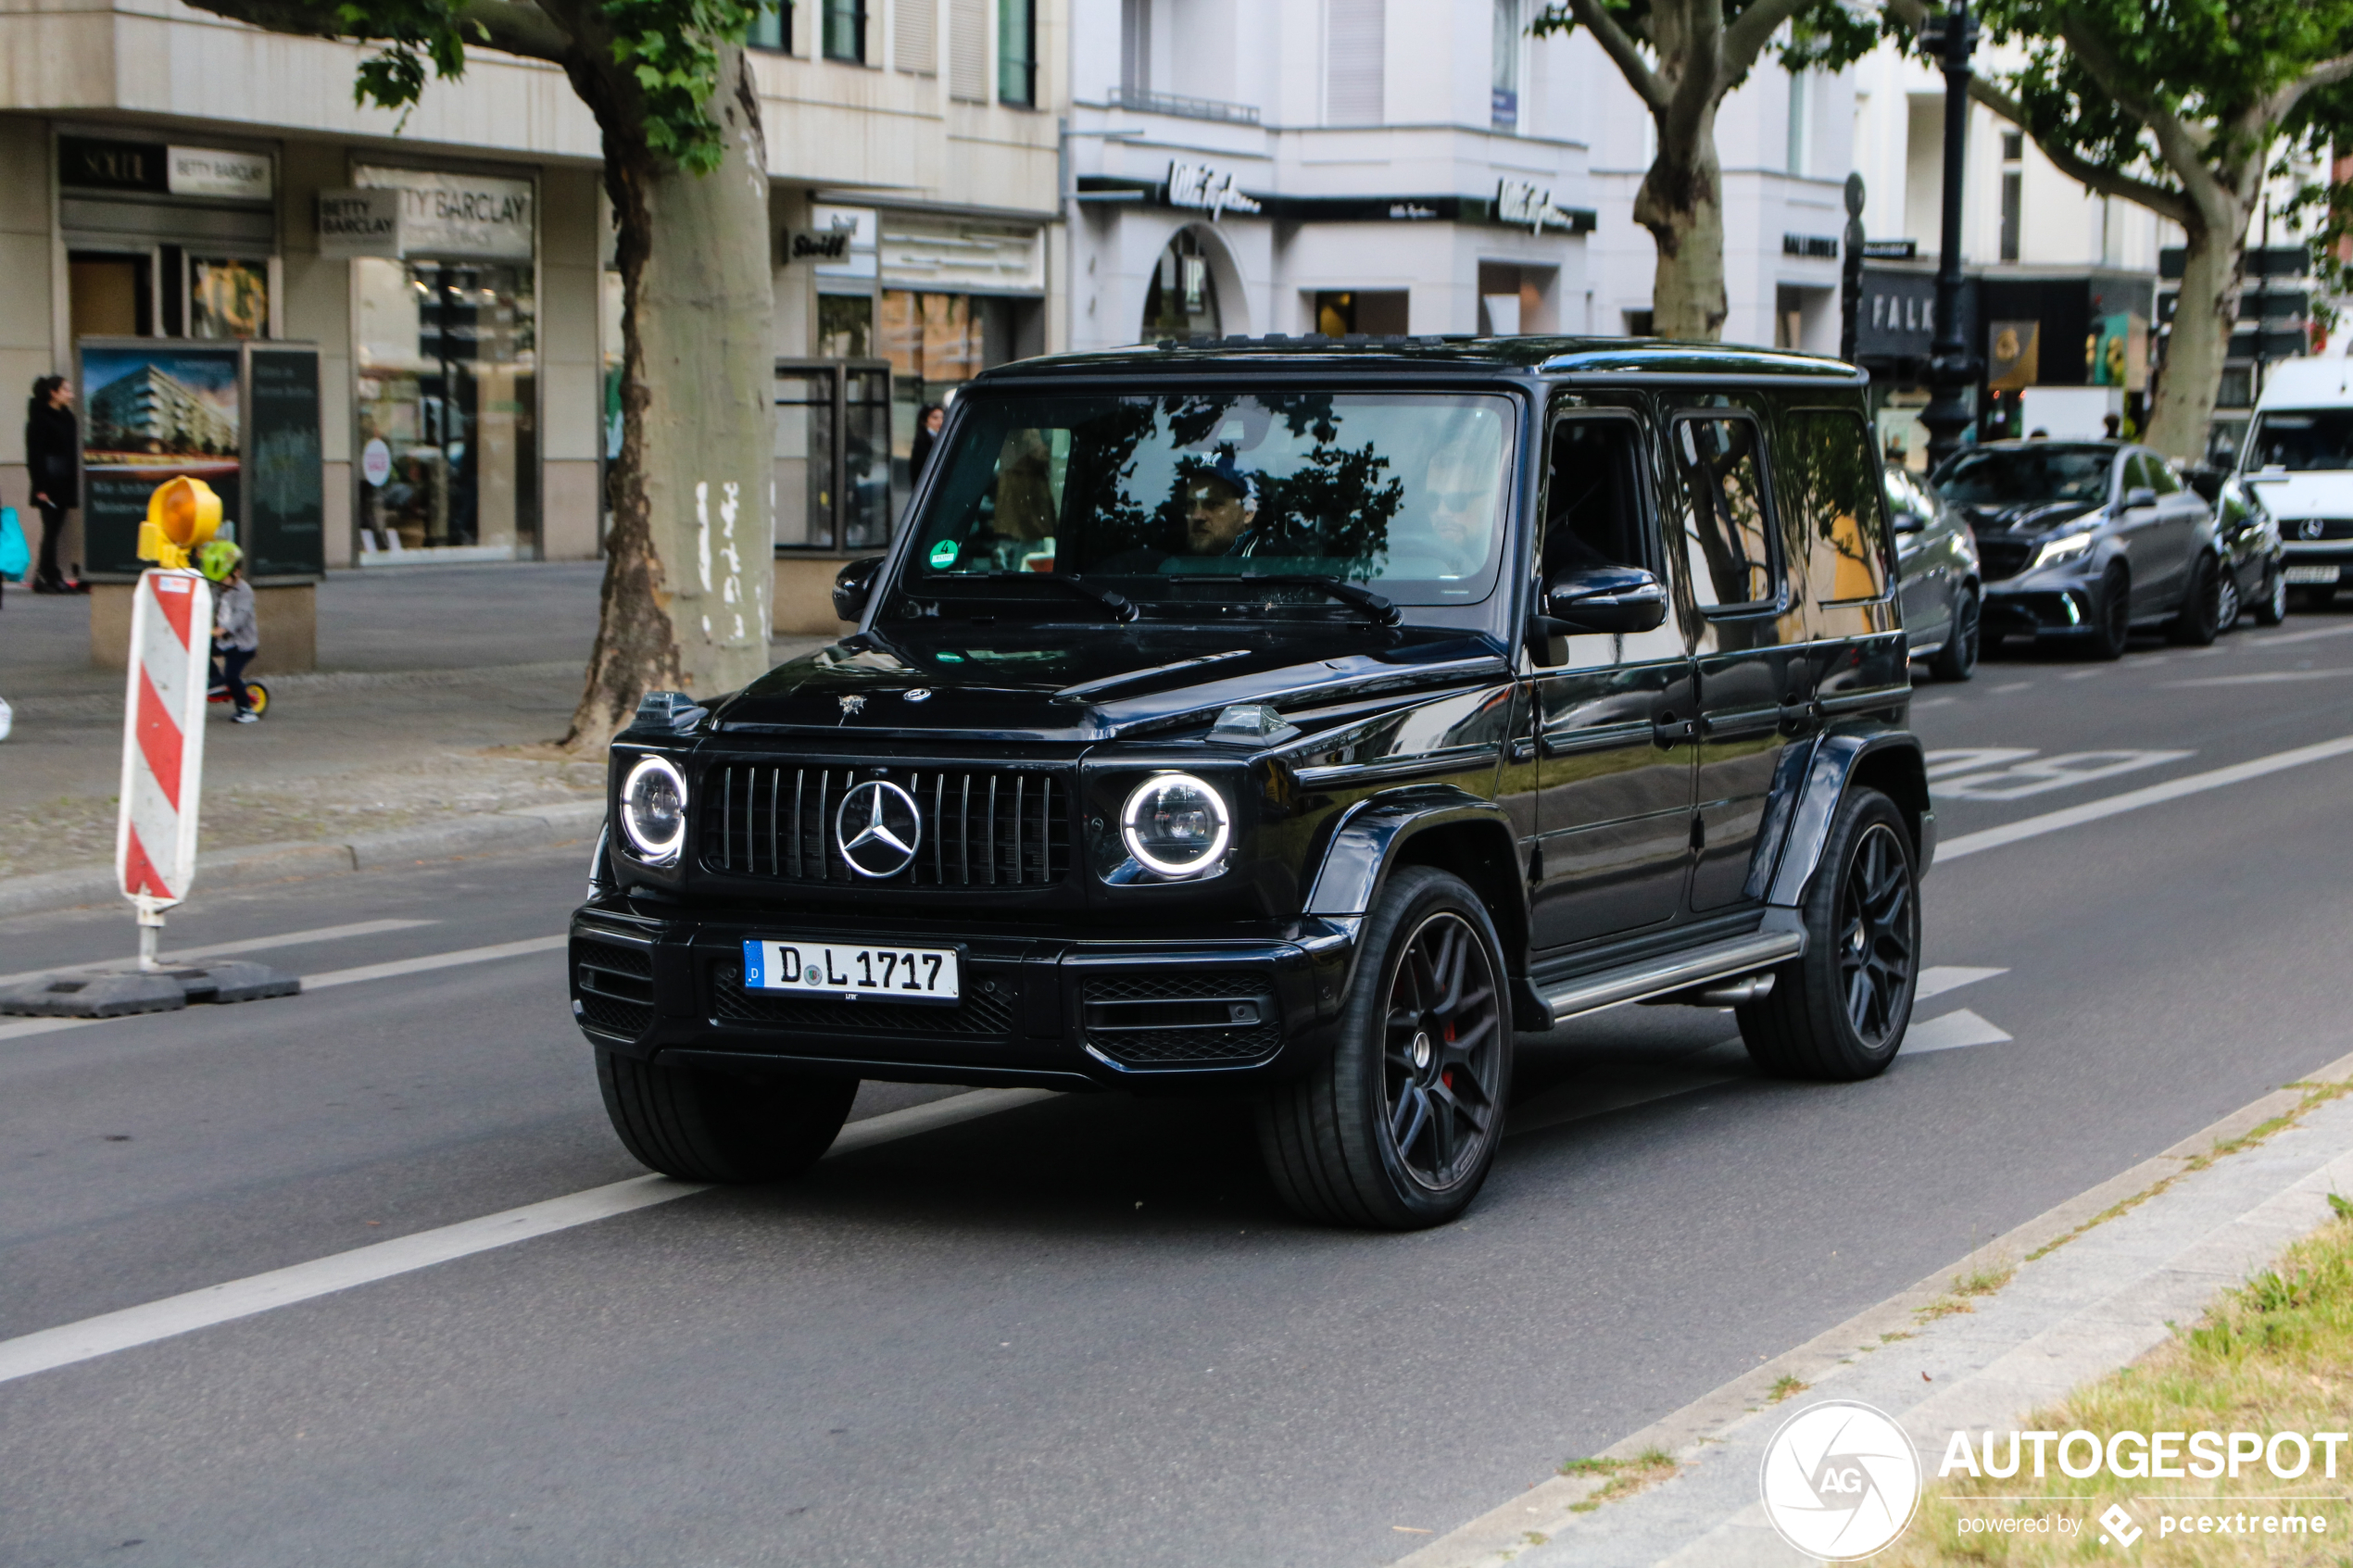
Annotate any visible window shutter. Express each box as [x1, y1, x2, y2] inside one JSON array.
[[1326, 0, 1385, 124], [898, 0, 937, 74], [949, 0, 988, 101]]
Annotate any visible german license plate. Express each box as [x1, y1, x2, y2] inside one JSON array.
[[2286, 564, 2342, 584], [742, 938, 961, 1004]]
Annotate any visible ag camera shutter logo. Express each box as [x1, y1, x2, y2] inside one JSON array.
[[1759, 1400, 1922, 1560]]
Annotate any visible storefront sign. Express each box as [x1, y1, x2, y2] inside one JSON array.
[[169, 146, 273, 201], [1493, 179, 1576, 234], [354, 166, 534, 261], [58, 136, 166, 194], [787, 230, 852, 262], [76, 341, 242, 580], [880, 220, 1044, 293], [812, 206, 879, 281], [1167, 161, 1261, 220], [243, 346, 326, 579], [1783, 233, 1840, 259], [1856, 270, 1940, 359], [317, 189, 402, 258]]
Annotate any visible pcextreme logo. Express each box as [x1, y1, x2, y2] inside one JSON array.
[[1758, 1400, 1923, 1560]]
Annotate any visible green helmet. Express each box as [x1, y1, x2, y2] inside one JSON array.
[[196, 539, 243, 582]]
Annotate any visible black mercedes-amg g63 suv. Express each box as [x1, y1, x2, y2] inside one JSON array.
[[572, 336, 1931, 1229]]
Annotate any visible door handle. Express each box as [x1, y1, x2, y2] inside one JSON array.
[[1509, 737, 1538, 763], [1778, 696, 1820, 734], [1653, 710, 1698, 747]]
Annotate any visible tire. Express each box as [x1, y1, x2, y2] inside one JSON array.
[[2253, 564, 2289, 626], [598, 1048, 856, 1183], [2169, 552, 2221, 646], [1738, 788, 1919, 1082], [1255, 866, 1513, 1230], [244, 681, 269, 717], [2087, 562, 2132, 659], [1929, 588, 1980, 682], [2215, 571, 2242, 633]]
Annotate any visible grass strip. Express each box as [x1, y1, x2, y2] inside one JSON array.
[[1883, 1206, 2353, 1564], [1559, 1449, 1679, 1512]]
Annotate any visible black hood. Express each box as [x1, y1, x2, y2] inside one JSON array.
[[708, 622, 1510, 746], [1958, 498, 2102, 535]]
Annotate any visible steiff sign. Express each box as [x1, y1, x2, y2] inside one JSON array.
[[317, 190, 401, 258]]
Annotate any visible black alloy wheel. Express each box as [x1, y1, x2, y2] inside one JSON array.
[[1739, 788, 1919, 1081], [2088, 561, 2133, 659], [2215, 570, 2242, 633], [2253, 565, 2289, 626], [1929, 588, 1980, 682], [598, 1048, 857, 1183], [1257, 866, 1512, 1229], [2169, 552, 2222, 646]]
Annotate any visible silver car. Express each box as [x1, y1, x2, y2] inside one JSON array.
[[1886, 462, 1982, 680]]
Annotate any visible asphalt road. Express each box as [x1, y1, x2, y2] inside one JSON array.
[[8, 614, 2353, 1567]]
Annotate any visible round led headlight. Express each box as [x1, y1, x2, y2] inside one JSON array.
[[619, 754, 688, 865], [1120, 773, 1230, 878]]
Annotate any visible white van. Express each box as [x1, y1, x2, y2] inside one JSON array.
[[2242, 358, 2353, 603]]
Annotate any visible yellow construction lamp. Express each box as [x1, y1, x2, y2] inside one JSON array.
[[138, 476, 222, 571]]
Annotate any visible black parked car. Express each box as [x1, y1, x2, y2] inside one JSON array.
[[2185, 468, 2289, 630], [1933, 440, 2223, 658], [1886, 462, 1982, 679], [573, 338, 1933, 1230]]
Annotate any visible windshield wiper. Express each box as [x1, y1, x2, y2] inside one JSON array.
[[1189, 572, 1403, 627], [962, 572, 1139, 622]]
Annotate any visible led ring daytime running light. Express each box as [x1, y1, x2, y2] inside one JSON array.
[[619, 754, 688, 865], [1120, 772, 1231, 877]]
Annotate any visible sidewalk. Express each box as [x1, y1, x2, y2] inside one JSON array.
[[1403, 1057, 2353, 1567], [0, 562, 826, 906]]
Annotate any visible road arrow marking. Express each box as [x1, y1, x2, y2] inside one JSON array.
[[1903, 1009, 2012, 1055], [1916, 966, 2007, 1002]]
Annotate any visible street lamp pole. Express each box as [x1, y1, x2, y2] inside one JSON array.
[[1919, 0, 1981, 470]]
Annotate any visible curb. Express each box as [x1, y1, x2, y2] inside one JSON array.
[[1396, 1049, 2353, 1568], [0, 800, 607, 919]]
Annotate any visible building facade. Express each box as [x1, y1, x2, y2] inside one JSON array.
[[0, 0, 1065, 633]]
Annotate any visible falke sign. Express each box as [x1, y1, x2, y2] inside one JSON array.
[[1165, 161, 1261, 220]]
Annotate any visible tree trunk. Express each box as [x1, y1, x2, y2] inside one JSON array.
[[2145, 210, 2243, 463], [1636, 105, 1729, 342], [565, 47, 775, 751]]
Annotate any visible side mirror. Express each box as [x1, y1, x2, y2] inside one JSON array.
[[2123, 485, 2158, 511], [832, 556, 883, 621], [1531, 565, 1668, 639]]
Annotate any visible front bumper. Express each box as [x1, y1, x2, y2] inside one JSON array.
[[569, 897, 1359, 1091], [1982, 578, 2096, 636]]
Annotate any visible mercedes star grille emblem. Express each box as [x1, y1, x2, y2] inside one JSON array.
[[2305, 518, 2327, 541], [836, 780, 922, 878]]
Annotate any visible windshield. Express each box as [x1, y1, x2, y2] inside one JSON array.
[[2248, 409, 2353, 472], [889, 391, 1515, 621], [1935, 446, 2114, 505]]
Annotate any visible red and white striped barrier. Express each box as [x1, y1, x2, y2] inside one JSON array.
[[114, 568, 212, 912]]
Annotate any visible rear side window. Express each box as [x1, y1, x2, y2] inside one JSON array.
[[1672, 414, 1780, 610], [1785, 410, 1891, 603]]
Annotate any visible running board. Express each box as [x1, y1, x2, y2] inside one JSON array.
[[1542, 931, 1806, 1023]]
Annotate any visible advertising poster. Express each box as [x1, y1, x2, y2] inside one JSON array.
[[77, 341, 242, 579], [244, 347, 326, 579]]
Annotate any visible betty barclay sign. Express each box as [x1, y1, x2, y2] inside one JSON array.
[[352, 166, 534, 261]]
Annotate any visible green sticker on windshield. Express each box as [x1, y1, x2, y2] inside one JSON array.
[[928, 539, 960, 570]]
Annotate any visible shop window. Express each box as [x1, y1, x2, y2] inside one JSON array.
[[998, 0, 1037, 106], [1672, 414, 1780, 610], [190, 258, 269, 339], [1144, 234, 1221, 339], [354, 257, 538, 560], [881, 289, 1013, 514], [819, 294, 874, 358], [69, 253, 152, 338], [823, 0, 865, 62], [1624, 308, 1655, 337], [775, 361, 890, 551], [2000, 130, 2022, 263], [748, 0, 790, 51], [1318, 290, 1409, 337], [1491, 0, 1519, 129]]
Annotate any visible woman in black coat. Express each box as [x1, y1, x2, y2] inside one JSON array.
[[24, 375, 78, 593]]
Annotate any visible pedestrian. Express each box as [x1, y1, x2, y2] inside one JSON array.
[[199, 539, 260, 723], [2102, 412, 2121, 439], [909, 403, 945, 481], [23, 373, 80, 594]]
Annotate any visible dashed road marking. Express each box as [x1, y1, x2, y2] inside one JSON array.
[[1934, 750, 2192, 801], [2161, 668, 2353, 688]]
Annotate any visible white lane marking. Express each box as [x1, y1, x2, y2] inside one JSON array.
[[2245, 622, 2353, 647], [0, 919, 439, 990], [2061, 669, 2106, 680], [1935, 749, 2192, 801], [1916, 966, 2007, 1002], [1911, 696, 1957, 709], [1901, 1009, 2012, 1055], [0, 935, 569, 1044], [0, 1085, 1053, 1387], [303, 935, 567, 991], [1924, 747, 2036, 781], [1939, 734, 2353, 861], [1990, 682, 2032, 694], [2160, 668, 2353, 688]]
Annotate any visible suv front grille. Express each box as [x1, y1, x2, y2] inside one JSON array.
[[574, 937, 654, 1038], [2284, 518, 2353, 542], [1977, 539, 2035, 581], [701, 763, 1071, 888], [710, 961, 1015, 1037], [1081, 970, 1282, 1069]]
